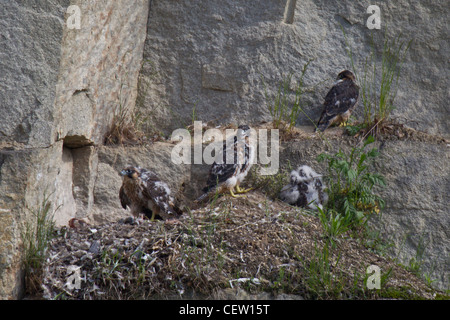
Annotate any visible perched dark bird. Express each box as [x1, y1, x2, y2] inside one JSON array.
[[279, 165, 328, 210], [197, 124, 255, 202], [315, 70, 359, 132], [119, 166, 182, 221]]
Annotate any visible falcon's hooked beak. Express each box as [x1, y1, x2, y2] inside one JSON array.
[[120, 167, 138, 179]]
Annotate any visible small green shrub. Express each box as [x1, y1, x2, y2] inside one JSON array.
[[261, 72, 291, 130], [317, 206, 351, 243], [298, 242, 348, 299], [317, 136, 386, 233]]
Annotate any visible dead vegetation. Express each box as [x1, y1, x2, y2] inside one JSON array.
[[41, 191, 438, 300], [103, 109, 147, 146], [346, 118, 448, 145]]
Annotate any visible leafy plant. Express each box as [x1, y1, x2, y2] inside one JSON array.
[[317, 206, 351, 244], [262, 72, 291, 129], [317, 136, 386, 233], [100, 250, 124, 279], [289, 60, 312, 130], [300, 242, 346, 299], [405, 233, 438, 287]]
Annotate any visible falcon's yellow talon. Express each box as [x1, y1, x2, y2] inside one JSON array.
[[230, 189, 245, 198], [235, 186, 253, 194]]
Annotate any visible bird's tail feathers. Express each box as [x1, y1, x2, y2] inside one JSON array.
[[195, 192, 210, 203], [171, 203, 183, 216], [164, 199, 183, 217], [315, 119, 329, 132], [195, 186, 220, 203]]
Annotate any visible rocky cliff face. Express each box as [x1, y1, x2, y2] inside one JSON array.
[[0, 0, 69, 148], [0, 0, 448, 299], [0, 0, 149, 298], [138, 0, 448, 136]]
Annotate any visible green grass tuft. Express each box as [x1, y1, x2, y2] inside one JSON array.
[[21, 193, 57, 295], [260, 60, 312, 132], [341, 25, 412, 135]]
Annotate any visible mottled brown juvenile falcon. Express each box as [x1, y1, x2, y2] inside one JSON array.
[[119, 166, 182, 221], [315, 70, 359, 132]]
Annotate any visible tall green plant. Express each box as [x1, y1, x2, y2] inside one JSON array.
[[261, 72, 291, 129], [361, 33, 412, 125], [261, 60, 311, 131], [341, 25, 411, 132], [317, 206, 351, 244], [289, 60, 311, 130]]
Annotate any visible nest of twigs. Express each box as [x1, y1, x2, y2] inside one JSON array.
[[40, 192, 436, 300]]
